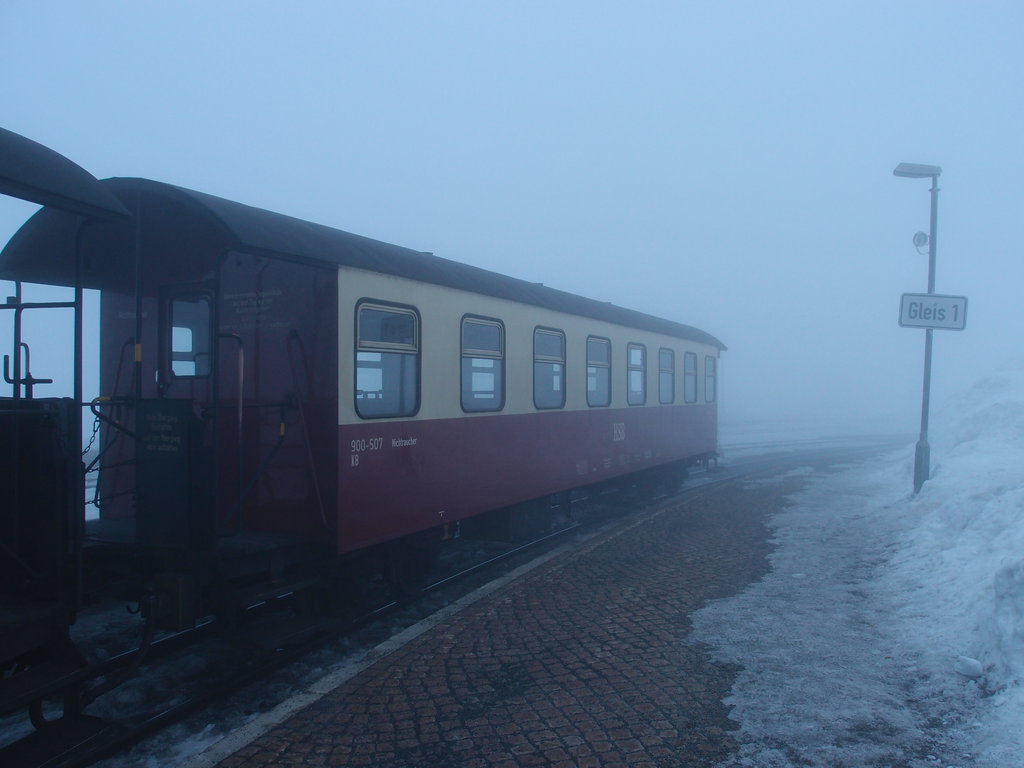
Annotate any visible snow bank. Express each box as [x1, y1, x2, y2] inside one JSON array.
[[891, 362, 1024, 681], [692, 359, 1024, 767], [890, 360, 1024, 762]]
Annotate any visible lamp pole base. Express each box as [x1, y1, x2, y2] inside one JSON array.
[[913, 439, 930, 494]]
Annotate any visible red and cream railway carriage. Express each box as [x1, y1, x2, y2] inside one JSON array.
[[338, 266, 724, 553], [1, 176, 724, 624]]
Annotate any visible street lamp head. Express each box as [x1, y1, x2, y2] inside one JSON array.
[[894, 162, 942, 178]]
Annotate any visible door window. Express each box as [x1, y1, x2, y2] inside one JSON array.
[[170, 294, 212, 377]]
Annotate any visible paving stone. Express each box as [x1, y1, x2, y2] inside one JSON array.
[[214, 477, 801, 766]]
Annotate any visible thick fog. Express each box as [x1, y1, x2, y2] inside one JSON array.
[[2, 2, 1021, 435]]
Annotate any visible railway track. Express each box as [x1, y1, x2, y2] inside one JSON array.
[[1, 503, 592, 767], [0, 441, 903, 768]]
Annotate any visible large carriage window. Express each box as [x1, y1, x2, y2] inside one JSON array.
[[586, 336, 611, 407], [355, 303, 419, 418], [684, 352, 698, 403], [705, 355, 717, 403], [534, 328, 565, 409], [627, 343, 646, 405], [659, 347, 675, 404], [170, 295, 211, 377], [462, 317, 504, 412]]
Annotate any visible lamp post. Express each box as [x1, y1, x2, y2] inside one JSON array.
[[893, 162, 941, 494]]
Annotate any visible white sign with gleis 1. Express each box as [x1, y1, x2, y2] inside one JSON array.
[[899, 293, 968, 330]]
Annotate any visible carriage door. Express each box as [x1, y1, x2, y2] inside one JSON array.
[[216, 253, 287, 534], [139, 287, 215, 550], [216, 251, 338, 537]]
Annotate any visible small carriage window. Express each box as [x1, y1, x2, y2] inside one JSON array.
[[684, 352, 698, 403], [356, 303, 420, 418], [586, 336, 611, 407], [705, 355, 717, 403], [170, 295, 211, 377], [659, 347, 674, 405], [461, 317, 504, 412], [627, 343, 646, 405], [534, 328, 565, 410]]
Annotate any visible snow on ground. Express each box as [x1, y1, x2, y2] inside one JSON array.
[[691, 360, 1024, 767]]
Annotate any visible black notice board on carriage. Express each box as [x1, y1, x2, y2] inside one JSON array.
[[135, 398, 198, 549]]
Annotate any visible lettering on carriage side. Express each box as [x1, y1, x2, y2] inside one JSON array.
[[221, 289, 288, 331], [612, 422, 626, 442], [226, 289, 283, 315], [349, 436, 417, 467], [349, 436, 385, 467], [350, 437, 384, 453], [142, 411, 183, 453]]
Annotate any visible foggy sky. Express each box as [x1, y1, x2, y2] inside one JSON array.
[[2, 1, 1022, 433]]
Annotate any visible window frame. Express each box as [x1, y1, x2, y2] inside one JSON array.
[[168, 292, 213, 379], [533, 326, 566, 410], [658, 347, 675, 405], [586, 335, 612, 408], [460, 314, 505, 413], [704, 355, 717, 403], [683, 352, 698, 404], [626, 342, 647, 406], [354, 300, 421, 419]]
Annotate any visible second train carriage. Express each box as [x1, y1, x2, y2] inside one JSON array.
[[337, 268, 723, 552], [0, 176, 724, 624]]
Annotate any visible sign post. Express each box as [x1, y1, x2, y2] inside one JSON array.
[[896, 290, 968, 494], [893, 162, 944, 495]]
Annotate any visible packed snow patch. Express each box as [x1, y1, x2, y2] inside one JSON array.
[[691, 360, 1024, 767]]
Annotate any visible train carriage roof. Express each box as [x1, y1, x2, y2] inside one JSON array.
[[0, 127, 129, 219], [0, 177, 725, 350]]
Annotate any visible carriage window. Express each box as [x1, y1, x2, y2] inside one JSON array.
[[586, 336, 611, 407], [684, 352, 698, 403], [705, 355, 717, 403], [659, 347, 675, 404], [627, 343, 646, 405], [462, 317, 504, 412], [355, 303, 420, 418], [534, 328, 565, 409], [170, 295, 211, 377]]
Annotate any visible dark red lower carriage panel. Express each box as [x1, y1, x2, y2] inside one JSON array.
[[337, 404, 716, 553]]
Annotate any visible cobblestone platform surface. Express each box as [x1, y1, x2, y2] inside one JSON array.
[[215, 477, 795, 767]]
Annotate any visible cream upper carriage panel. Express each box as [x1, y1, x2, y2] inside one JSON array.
[[337, 263, 722, 425]]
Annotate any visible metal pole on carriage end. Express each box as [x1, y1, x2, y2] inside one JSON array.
[[893, 162, 941, 494]]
